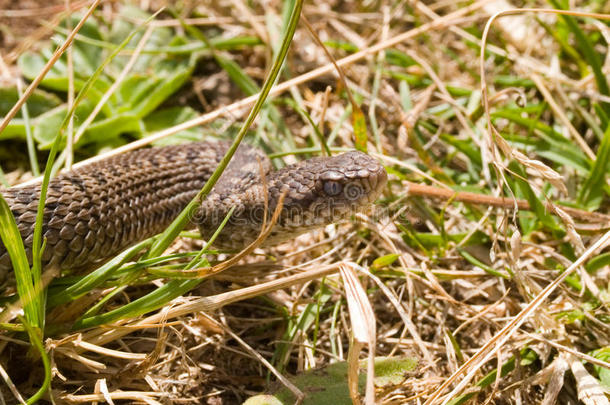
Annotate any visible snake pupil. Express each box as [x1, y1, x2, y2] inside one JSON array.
[[323, 181, 342, 196]]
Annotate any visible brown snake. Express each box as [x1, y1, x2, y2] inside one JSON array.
[[0, 141, 387, 278]]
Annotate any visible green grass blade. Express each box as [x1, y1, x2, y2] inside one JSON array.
[[273, 283, 333, 371], [16, 81, 40, 176], [281, 98, 331, 156], [507, 161, 561, 233], [46, 238, 154, 308], [0, 195, 42, 327], [353, 106, 368, 153], [146, 207, 236, 278], [147, 0, 302, 260], [446, 349, 538, 405], [578, 124, 610, 209], [20, 315, 51, 405], [457, 248, 510, 279]]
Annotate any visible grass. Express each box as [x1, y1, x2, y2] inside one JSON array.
[[0, 0, 609, 404]]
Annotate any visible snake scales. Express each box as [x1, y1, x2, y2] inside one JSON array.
[[0, 141, 387, 278]]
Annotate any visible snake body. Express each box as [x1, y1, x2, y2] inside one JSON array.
[[0, 141, 387, 278]]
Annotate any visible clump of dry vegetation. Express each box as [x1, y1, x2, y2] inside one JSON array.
[[0, 0, 609, 404]]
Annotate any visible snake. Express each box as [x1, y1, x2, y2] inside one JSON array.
[[0, 141, 387, 278]]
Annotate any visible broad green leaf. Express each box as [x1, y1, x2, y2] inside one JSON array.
[[0, 87, 61, 117], [62, 14, 104, 73], [18, 52, 83, 92], [33, 102, 95, 149], [243, 395, 283, 405], [274, 362, 361, 405], [117, 74, 157, 107], [18, 50, 110, 96], [144, 107, 203, 145], [266, 357, 417, 404], [0, 119, 27, 141], [367, 356, 418, 387], [109, 6, 173, 72], [80, 113, 142, 145]]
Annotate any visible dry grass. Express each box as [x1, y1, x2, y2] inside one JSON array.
[[0, 0, 609, 404]]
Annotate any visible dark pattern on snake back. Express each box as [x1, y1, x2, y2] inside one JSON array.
[[0, 141, 387, 278]]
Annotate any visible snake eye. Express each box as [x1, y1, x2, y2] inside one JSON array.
[[323, 181, 343, 196]]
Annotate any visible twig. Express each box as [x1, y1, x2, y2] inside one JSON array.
[[405, 181, 610, 224]]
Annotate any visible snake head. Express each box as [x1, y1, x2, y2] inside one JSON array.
[[196, 150, 387, 248], [260, 151, 387, 243]]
